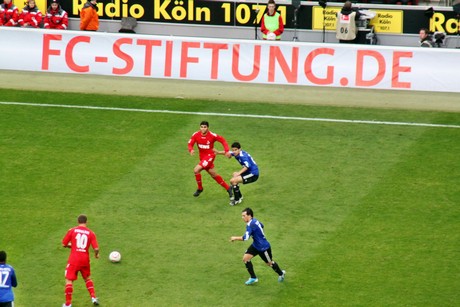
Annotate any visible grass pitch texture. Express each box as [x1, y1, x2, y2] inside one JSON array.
[[1, 89, 459, 306]]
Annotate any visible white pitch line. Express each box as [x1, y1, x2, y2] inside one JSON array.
[[1, 101, 459, 129]]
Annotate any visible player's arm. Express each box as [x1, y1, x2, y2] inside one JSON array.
[[230, 236, 244, 242], [188, 134, 196, 155], [233, 166, 248, 178], [215, 134, 231, 157], [92, 235, 100, 259], [213, 148, 228, 156], [233, 157, 250, 176], [11, 271, 17, 287], [62, 231, 71, 248]]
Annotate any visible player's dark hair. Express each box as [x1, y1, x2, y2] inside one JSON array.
[[78, 214, 88, 224], [231, 142, 241, 149], [0, 251, 6, 263], [200, 121, 209, 127], [242, 207, 253, 217]]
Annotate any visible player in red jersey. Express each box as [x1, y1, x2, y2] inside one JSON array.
[[62, 214, 99, 307], [188, 121, 234, 201]]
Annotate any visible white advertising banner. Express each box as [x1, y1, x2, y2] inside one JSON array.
[[1, 27, 459, 93]]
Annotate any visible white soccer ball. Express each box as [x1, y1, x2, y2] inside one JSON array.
[[109, 251, 121, 263]]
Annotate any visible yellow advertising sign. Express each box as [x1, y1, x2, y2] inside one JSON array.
[[369, 10, 403, 34], [312, 7, 403, 34], [312, 6, 340, 31], [430, 12, 460, 34], [15, 0, 47, 13], [36, 0, 46, 13]]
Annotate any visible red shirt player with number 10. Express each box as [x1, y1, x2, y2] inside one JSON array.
[[188, 121, 234, 203], [62, 214, 100, 307]]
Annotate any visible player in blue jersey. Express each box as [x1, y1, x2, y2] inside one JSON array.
[[215, 142, 259, 206], [0, 251, 18, 307], [230, 208, 285, 285]]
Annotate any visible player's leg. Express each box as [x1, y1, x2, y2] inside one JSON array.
[[243, 245, 259, 285], [208, 168, 230, 190], [230, 175, 243, 203], [63, 264, 77, 307], [231, 173, 258, 204], [63, 280, 74, 307], [261, 248, 286, 282], [82, 268, 99, 305], [193, 164, 204, 196], [207, 167, 231, 194]]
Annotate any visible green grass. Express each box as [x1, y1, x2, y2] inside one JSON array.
[[0, 89, 459, 306]]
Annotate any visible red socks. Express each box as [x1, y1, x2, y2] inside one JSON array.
[[213, 175, 230, 191], [85, 279, 96, 298], [195, 173, 203, 190], [196, 173, 230, 191], [65, 280, 96, 305], [65, 284, 73, 305]]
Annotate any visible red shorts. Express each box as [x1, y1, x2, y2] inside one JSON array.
[[199, 154, 215, 170], [65, 263, 91, 280]]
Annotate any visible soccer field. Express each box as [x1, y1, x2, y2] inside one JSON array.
[[0, 86, 459, 306]]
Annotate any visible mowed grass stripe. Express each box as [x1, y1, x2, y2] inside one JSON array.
[[1, 101, 459, 129]]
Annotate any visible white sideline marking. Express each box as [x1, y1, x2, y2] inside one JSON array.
[[1, 101, 459, 129]]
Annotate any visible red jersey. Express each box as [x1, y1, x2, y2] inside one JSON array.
[[44, 6, 68, 30], [18, 5, 42, 28], [62, 225, 98, 267], [188, 130, 229, 160], [0, 2, 19, 26]]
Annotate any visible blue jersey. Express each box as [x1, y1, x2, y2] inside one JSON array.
[[0, 264, 17, 303], [243, 218, 270, 252], [233, 150, 259, 175]]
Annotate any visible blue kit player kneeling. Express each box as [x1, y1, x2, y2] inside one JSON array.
[[215, 142, 259, 206]]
